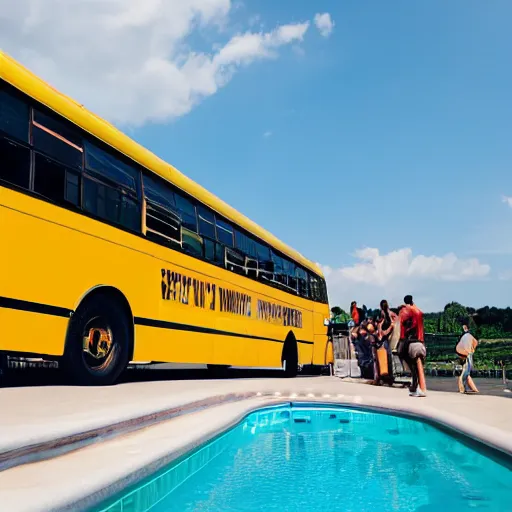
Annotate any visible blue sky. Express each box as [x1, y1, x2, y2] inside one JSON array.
[[2, 0, 512, 311]]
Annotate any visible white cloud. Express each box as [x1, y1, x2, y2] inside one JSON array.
[[502, 195, 512, 208], [321, 247, 490, 311], [263, 130, 272, 138], [314, 12, 334, 38], [0, 1, 309, 126]]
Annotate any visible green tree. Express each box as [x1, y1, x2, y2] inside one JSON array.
[[441, 302, 473, 333]]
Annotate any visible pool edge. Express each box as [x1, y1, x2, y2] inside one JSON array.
[[57, 395, 512, 512]]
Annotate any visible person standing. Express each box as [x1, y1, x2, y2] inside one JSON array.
[[377, 300, 398, 385], [399, 295, 427, 397], [364, 321, 380, 384], [352, 321, 374, 380], [378, 299, 399, 350], [350, 301, 360, 325], [456, 322, 479, 394]]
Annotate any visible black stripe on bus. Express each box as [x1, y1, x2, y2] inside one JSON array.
[[134, 317, 315, 345], [0, 296, 315, 346], [134, 317, 284, 343], [0, 296, 72, 318]]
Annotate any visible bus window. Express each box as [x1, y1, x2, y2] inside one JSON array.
[[246, 256, 258, 279], [296, 267, 309, 298], [143, 174, 176, 210], [309, 273, 319, 301], [320, 277, 329, 303], [83, 176, 141, 232], [33, 153, 81, 207], [256, 242, 273, 281], [84, 141, 140, 195], [204, 238, 224, 264], [0, 137, 30, 189], [234, 230, 257, 258], [143, 175, 181, 245], [66, 172, 80, 206], [198, 206, 216, 239], [175, 193, 198, 232], [83, 142, 142, 231], [180, 228, 202, 257], [0, 88, 29, 142], [216, 217, 234, 247], [226, 247, 246, 275], [0, 90, 30, 188], [309, 273, 327, 303], [285, 259, 298, 293], [32, 109, 83, 169], [272, 252, 287, 287]]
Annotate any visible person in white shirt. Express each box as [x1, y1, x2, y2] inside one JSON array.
[[455, 323, 479, 394]]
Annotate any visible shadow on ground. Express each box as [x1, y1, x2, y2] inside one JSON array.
[[0, 366, 307, 388], [1, 366, 511, 398]]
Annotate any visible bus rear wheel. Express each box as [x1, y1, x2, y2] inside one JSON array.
[[62, 295, 131, 386], [282, 336, 298, 378]]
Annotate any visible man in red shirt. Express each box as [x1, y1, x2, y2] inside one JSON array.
[[399, 295, 427, 397], [399, 296, 424, 341], [350, 301, 360, 325]]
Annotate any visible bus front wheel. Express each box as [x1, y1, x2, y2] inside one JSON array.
[[62, 295, 131, 386]]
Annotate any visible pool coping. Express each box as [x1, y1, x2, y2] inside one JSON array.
[[0, 391, 269, 473], [56, 394, 512, 512]]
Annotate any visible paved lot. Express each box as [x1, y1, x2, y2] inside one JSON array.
[[3, 364, 511, 397], [426, 375, 511, 397]]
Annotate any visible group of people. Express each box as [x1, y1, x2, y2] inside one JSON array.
[[349, 295, 427, 397], [347, 295, 480, 396]]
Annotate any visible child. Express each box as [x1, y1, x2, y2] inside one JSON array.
[[456, 325, 479, 394]]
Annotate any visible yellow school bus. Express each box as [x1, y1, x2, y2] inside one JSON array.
[[0, 51, 330, 385]]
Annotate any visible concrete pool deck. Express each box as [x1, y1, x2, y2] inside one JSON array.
[[1, 376, 511, 511]]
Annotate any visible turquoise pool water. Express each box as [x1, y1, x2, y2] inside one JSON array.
[[96, 405, 512, 512]]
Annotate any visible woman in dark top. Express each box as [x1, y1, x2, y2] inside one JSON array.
[[379, 300, 397, 338], [377, 300, 397, 385]]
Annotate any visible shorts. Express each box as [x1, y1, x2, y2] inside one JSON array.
[[408, 341, 426, 360]]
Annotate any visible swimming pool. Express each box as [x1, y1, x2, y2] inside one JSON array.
[[95, 404, 512, 512]]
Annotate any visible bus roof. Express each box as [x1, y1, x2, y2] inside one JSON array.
[[0, 51, 323, 277]]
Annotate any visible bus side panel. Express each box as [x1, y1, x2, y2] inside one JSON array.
[[133, 326, 216, 364], [1, 188, 322, 369], [0, 308, 68, 356], [0, 194, 67, 356], [297, 341, 314, 366], [312, 302, 330, 365], [298, 307, 316, 365]]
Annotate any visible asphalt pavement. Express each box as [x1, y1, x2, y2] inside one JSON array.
[[1, 364, 511, 397], [426, 376, 511, 397]]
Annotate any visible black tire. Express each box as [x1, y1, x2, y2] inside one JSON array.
[[282, 337, 298, 378], [62, 295, 131, 386]]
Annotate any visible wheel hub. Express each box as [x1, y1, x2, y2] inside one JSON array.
[[83, 326, 112, 360]]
